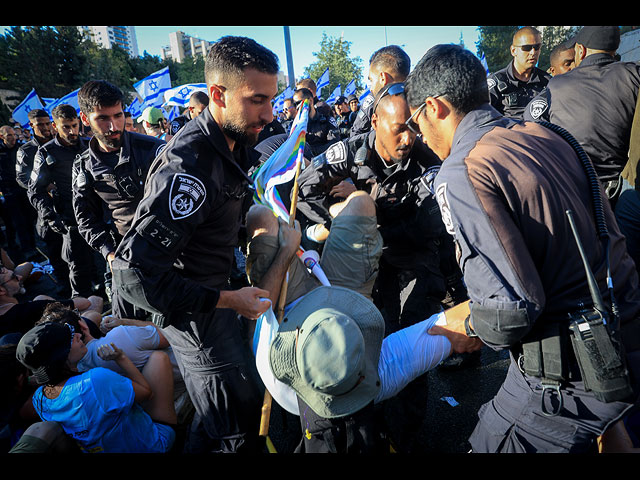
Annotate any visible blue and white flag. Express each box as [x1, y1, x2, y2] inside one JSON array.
[[344, 79, 356, 98], [126, 97, 142, 118], [163, 106, 180, 121], [326, 85, 341, 105], [479, 53, 490, 77], [162, 83, 207, 108], [134, 66, 172, 109], [44, 88, 80, 116], [316, 68, 330, 97], [12, 89, 45, 128], [359, 86, 371, 102]]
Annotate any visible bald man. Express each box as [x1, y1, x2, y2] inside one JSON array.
[[487, 26, 551, 119]]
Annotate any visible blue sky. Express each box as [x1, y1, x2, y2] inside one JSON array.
[[135, 26, 481, 83]]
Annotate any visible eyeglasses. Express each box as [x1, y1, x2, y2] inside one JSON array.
[[404, 94, 447, 135], [514, 43, 541, 52], [372, 83, 406, 114], [0, 271, 18, 288]]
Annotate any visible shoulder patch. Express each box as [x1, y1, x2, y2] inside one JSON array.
[[435, 182, 455, 235], [487, 77, 496, 90], [361, 95, 374, 108], [169, 173, 207, 220], [528, 99, 548, 120], [324, 141, 348, 165]]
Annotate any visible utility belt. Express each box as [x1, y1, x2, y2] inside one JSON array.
[[518, 306, 633, 416]]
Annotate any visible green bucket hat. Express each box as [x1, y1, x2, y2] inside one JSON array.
[[269, 286, 384, 419]]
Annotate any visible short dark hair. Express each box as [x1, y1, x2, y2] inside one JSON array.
[[293, 87, 314, 102], [204, 36, 279, 88], [369, 45, 411, 79], [51, 104, 78, 121], [28, 109, 50, 121], [405, 44, 489, 115], [550, 40, 574, 65], [190, 91, 209, 106], [78, 80, 125, 115]]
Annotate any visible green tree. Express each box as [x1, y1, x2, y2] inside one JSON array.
[[537, 26, 580, 72], [476, 26, 519, 73], [302, 33, 363, 101]]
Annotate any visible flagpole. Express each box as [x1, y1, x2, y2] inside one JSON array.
[[258, 148, 304, 439]]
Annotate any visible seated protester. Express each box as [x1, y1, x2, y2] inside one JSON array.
[[0, 265, 99, 344], [40, 303, 185, 402], [1, 247, 44, 288], [16, 321, 178, 453], [245, 194, 480, 453]]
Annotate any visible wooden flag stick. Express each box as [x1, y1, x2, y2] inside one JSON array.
[[259, 151, 304, 438]]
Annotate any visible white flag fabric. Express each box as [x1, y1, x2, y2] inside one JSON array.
[[162, 83, 207, 108], [134, 66, 172, 108]]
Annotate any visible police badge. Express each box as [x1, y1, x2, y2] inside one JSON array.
[[169, 173, 207, 220], [528, 99, 548, 120]]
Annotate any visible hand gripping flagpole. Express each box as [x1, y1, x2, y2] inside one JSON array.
[[257, 100, 309, 440], [258, 153, 303, 439]]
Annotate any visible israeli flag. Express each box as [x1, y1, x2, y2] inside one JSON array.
[[163, 106, 180, 121], [326, 85, 341, 105], [44, 88, 80, 116], [12, 89, 45, 128], [316, 68, 329, 97], [126, 97, 142, 118], [344, 79, 356, 98], [162, 83, 207, 108], [359, 86, 371, 102], [134, 66, 172, 109]]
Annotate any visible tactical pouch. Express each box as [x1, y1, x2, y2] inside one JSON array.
[[568, 309, 633, 403], [520, 321, 570, 382]]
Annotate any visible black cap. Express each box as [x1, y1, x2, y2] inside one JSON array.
[[334, 96, 347, 105], [16, 322, 73, 385], [572, 26, 620, 51], [347, 94, 358, 103]]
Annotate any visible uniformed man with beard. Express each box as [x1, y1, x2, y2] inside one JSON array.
[[28, 104, 98, 298], [72, 80, 166, 318], [111, 36, 287, 453], [16, 109, 70, 295]]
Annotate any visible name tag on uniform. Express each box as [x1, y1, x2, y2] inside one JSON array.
[[136, 215, 181, 251]]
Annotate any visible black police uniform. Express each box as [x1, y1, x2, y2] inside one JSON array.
[[72, 130, 166, 316], [524, 53, 640, 200], [488, 60, 551, 119], [0, 140, 37, 258], [110, 107, 263, 453], [16, 137, 70, 294], [28, 136, 97, 298], [349, 92, 374, 137], [306, 112, 341, 157]]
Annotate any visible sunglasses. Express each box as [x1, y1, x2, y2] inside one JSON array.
[[372, 83, 406, 114], [515, 43, 541, 52], [404, 94, 447, 135]]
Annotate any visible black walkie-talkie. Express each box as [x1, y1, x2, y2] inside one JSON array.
[[565, 209, 633, 403]]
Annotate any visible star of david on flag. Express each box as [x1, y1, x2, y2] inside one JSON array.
[[163, 83, 207, 108], [12, 89, 45, 128], [134, 66, 172, 108]]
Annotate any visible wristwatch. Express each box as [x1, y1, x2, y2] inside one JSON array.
[[464, 315, 478, 338]]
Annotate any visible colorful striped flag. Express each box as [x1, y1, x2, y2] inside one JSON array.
[[252, 99, 309, 222]]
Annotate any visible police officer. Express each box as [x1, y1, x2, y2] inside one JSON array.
[[406, 43, 640, 453], [524, 26, 639, 204], [292, 87, 340, 156], [28, 104, 98, 299], [488, 26, 550, 120], [15, 109, 70, 295], [0, 125, 37, 261], [296, 82, 467, 452], [110, 36, 280, 453], [333, 95, 353, 138], [350, 45, 411, 137], [73, 80, 166, 317]]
